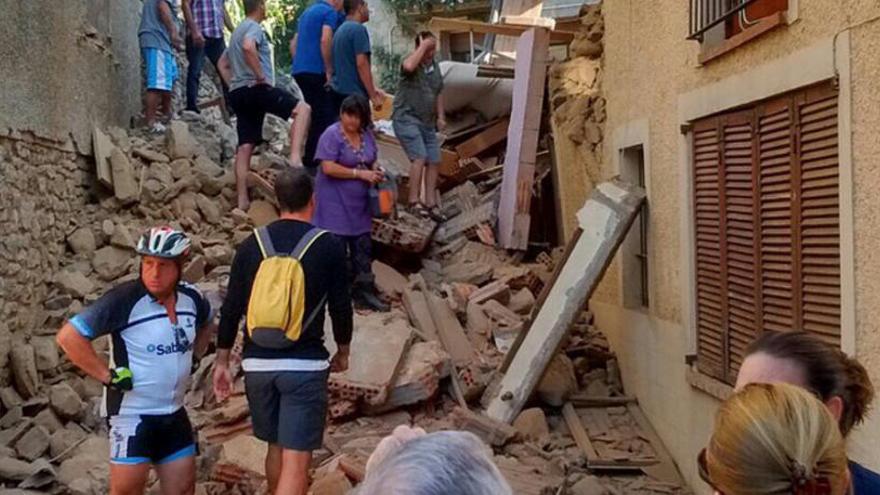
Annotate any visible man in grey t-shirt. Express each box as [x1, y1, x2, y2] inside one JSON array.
[[218, 0, 312, 211], [139, 0, 184, 132]]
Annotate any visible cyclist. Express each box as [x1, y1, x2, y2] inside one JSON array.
[[57, 227, 215, 495]]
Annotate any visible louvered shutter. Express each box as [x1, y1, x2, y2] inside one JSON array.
[[692, 82, 841, 385], [721, 112, 758, 378], [797, 86, 840, 345], [693, 119, 725, 381]]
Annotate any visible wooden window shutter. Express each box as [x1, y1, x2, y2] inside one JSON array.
[[693, 118, 725, 381], [721, 111, 759, 379], [692, 82, 841, 385], [797, 85, 841, 345]]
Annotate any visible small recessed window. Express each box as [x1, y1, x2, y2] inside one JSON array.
[[621, 145, 649, 309]]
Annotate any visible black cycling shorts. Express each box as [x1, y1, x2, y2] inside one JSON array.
[[108, 408, 196, 465], [228, 85, 299, 146]]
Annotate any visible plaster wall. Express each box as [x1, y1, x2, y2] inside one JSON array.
[[0, 0, 142, 153], [595, 0, 880, 491]]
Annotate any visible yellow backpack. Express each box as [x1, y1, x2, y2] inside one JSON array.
[[246, 227, 327, 348]]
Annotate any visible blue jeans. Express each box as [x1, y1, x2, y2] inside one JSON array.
[[185, 35, 228, 112]]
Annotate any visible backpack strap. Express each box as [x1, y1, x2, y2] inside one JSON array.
[[301, 294, 328, 333], [290, 228, 327, 260], [254, 227, 277, 258]]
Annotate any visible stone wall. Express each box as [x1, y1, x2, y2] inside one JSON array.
[[0, 136, 95, 337], [0, 0, 142, 153]]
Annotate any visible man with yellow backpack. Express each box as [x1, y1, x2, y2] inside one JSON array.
[[213, 168, 352, 495]]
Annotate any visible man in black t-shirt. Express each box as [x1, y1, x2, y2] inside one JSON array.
[[214, 168, 351, 495]]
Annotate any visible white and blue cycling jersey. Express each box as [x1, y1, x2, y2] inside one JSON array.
[[69, 280, 212, 417]]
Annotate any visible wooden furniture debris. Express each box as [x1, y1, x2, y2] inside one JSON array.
[[485, 180, 646, 423], [497, 28, 550, 250], [569, 395, 638, 407], [562, 402, 599, 464], [454, 118, 510, 158], [428, 17, 575, 44]]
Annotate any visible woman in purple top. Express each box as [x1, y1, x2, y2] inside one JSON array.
[[314, 95, 389, 312]]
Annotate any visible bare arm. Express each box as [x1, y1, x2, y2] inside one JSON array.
[[158, 0, 183, 50], [436, 94, 446, 131], [402, 43, 429, 73], [243, 37, 267, 83], [356, 53, 382, 100], [57, 323, 111, 385], [320, 26, 334, 80], [218, 52, 232, 84], [181, 0, 199, 38]]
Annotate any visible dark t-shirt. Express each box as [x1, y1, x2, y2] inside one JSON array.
[[217, 219, 353, 360], [331, 21, 371, 97], [850, 461, 880, 494], [392, 59, 443, 126]]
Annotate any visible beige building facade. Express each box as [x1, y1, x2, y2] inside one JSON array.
[[590, 1, 880, 492]]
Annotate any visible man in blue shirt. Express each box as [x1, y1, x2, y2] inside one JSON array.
[[331, 0, 385, 113], [290, 0, 344, 174]]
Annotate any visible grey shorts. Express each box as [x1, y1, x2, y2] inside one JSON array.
[[244, 369, 329, 451], [393, 118, 441, 165]]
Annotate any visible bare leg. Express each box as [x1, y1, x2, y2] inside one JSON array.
[[424, 162, 441, 208], [145, 90, 162, 127], [289, 102, 312, 166], [110, 463, 151, 495], [156, 455, 196, 495], [265, 444, 283, 494], [160, 91, 173, 122], [235, 143, 256, 211], [408, 158, 426, 205], [274, 448, 312, 495]]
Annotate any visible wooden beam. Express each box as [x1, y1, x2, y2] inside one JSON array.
[[428, 17, 575, 43], [562, 403, 599, 463], [497, 27, 550, 250], [569, 395, 638, 407], [484, 180, 646, 423], [454, 118, 510, 158], [449, 407, 517, 447], [501, 14, 555, 29]]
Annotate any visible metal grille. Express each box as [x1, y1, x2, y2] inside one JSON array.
[[688, 0, 760, 41]]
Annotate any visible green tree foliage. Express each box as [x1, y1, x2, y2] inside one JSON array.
[[373, 45, 403, 94]]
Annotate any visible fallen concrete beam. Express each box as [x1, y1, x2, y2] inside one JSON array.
[[484, 180, 646, 423]]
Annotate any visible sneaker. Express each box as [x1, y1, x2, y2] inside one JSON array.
[[148, 122, 166, 134]]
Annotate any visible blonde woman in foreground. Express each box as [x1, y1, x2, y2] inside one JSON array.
[[700, 383, 851, 495]]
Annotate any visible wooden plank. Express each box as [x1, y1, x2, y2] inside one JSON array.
[[562, 403, 598, 463], [92, 126, 114, 188], [501, 14, 555, 29], [427, 17, 575, 43], [454, 118, 510, 158], [627, 404, 684, 485], [485, 180, 646, 423], [569, 395, 637, 407], [497, 28, 549, 250]]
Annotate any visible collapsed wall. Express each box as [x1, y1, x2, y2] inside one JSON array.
[[547, 5, 605, 241], [0, 0, 142, 345]]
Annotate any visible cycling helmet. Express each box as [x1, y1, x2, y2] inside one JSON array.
[[136, 227, 191, 259]]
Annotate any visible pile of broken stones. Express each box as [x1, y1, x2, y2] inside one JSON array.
[[1, 110, 690, 494]]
